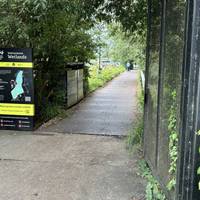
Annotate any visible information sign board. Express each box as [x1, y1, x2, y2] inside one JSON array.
[[0, 48, 34, 130]]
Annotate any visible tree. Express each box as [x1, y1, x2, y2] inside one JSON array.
[[105, 24, 146, 68], [0, 0, 97, 120], [0, 0, 147, 121]]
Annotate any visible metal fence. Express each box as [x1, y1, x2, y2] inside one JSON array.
[[144, 0, 200, 199]]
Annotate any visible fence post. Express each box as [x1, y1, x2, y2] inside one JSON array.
[[177, 0, 200, 199]]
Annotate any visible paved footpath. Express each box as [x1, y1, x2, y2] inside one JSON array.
[[40, 71, 138, 136], [0, 71, 146, 200]]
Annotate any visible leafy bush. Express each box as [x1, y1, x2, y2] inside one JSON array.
[[0, 0, 97, 124], [40, 103, 63, 122]]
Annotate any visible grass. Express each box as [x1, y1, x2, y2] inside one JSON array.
[[88, 65, 125, 92]]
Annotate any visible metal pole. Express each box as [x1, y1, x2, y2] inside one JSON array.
[[177, 0, 200, 199], [99, 46, 101, 72]]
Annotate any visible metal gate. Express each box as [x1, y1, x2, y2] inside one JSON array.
[[144, 0, 200, 199]]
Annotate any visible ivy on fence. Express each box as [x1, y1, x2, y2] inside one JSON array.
[[167, 90, 179, 191], [196, 130, 200, 190]]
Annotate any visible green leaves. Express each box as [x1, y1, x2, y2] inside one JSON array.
[[106, 23, 146, 67], [138, 160, 166, 200], [197, 167, 200, 175], [0, 0, 99, 122], [167, 178, 176, 191], [168, 90, 179, 191], [196, 130, 200, 136], [0, 0, 147, 123], [197, 130, 200, 190]]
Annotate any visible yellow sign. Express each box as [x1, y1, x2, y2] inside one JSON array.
[[0, 62, 33, 68], [0, 103, 35, 116]]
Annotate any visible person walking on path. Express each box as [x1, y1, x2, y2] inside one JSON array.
[[126, 61, 131, 71]]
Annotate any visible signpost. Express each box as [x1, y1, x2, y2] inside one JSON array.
[[0, 48, 34, 131]]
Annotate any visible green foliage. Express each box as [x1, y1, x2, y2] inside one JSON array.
[[88, 66, 125, 92], [139, 160, 166, 200], [196, 128, 200, 189], [0, 0, 97, 122], [198, 167, 200, 188], [92, 0, 147, 35], [197, 131, 200, 190], [167, 90, 179, 191], [0, 0, 147, 123], [108, 24, 146, 68], [40, 103, 63, 122], [197, 130, 200, 136]]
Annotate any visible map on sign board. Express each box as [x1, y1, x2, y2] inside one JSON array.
[[11, 70, 24, 100]]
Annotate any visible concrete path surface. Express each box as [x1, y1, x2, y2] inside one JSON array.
[[0, 133, 145, 200], [40, 71, 138, 136], [0, 71, 146, 200]]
